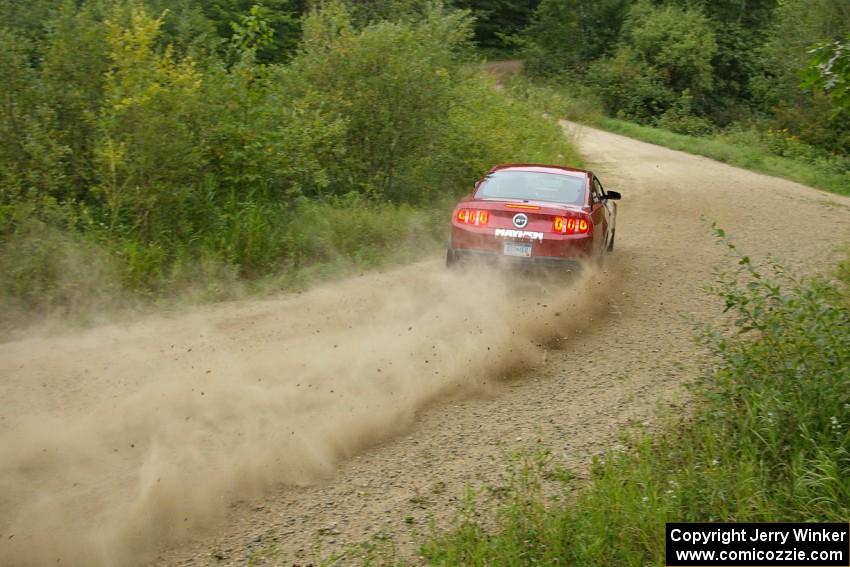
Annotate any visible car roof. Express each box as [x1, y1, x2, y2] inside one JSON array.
[[487, 163, 591, 178]]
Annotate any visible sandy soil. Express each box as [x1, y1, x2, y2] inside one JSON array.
[[1, 124, 848, 567]]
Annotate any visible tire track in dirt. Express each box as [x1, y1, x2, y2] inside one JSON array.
[[1, 124, 848, 566]]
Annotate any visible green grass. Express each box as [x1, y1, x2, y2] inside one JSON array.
[[597, 117, 850, 197], [0, 196, 452, 339], [419, 238, 850, 566]]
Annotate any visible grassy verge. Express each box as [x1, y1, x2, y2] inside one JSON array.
[[597, 118, 850, 197], [0, 196, 451, 339], [418, 237, 850, 565]]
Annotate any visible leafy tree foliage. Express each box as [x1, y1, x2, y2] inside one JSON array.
[[452, 0, 541, 50], [522, 0, 850, 151], [588, 1, 717, 125], [805, 36, 850, 114], [95, 6, 206, 237], [0, 0, 57, 40], [294, 2, 475, 202], [344, 0, 447, 26], [687, 0, 778, 124], [191, 0, 305, 61], [757, 0, 850, 151], [0, 0, 577, 313], [523, 0, 630, 75]]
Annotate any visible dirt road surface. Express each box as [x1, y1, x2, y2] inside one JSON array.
[[1, 124, 848, 566]]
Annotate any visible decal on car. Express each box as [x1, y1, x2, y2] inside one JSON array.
[[512, 213, 529, 228], [494, 228, 544, 241]]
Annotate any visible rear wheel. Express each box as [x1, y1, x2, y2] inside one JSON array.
[[445, 248, 458, 268]]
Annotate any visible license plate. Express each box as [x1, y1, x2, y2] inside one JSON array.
[[503, 242, 532, 257]]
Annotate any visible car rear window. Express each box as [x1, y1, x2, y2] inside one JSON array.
[[476, 170, 586, 205]]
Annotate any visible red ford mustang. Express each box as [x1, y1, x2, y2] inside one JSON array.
[[447, 163, 621, 269]]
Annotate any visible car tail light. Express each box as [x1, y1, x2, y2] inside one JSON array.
[[553, 216, 590, 234], [456, 209, 489, 226]]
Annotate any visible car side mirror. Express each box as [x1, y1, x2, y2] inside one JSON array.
[[605, 190, 621, 200]]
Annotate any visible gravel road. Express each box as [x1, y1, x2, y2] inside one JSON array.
[[1, 124, 848, 566]]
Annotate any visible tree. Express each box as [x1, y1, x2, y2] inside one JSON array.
[[39, 1, 112, 196], [589, 1, 717, 122], [95, 5, 204, 236], [756, 0, 850, 151], [805, 36, 850, 114], [522, 0, 630, 75], [0, 29, 39, 195], [684, 0, 778, 124], [293, 1, 475, 202], [194, 0, 306, 62], [0, 0, 57, 40], [344, 0, 449, 26], [453, 0, 541, 51], [228, 3, 276, 57]]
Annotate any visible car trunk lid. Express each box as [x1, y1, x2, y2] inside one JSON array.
[[472, 199, 588, 233]]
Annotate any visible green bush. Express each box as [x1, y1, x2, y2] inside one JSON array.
[[757, 0, 850, 154], [656, 92, 716, 136], [290, 1, 472, 203], [588, 1, 717, 123], [589, 46, 675, 122], [522, 0, 630, 76]]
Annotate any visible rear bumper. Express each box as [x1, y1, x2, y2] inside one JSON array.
[[449, 224, 593, 262], [447, 248, 584, 271]]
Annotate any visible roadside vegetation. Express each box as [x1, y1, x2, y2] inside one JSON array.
[[504, 74, 850, 197], [0, 0, 578, 333], [418, 240, 850, 565], [500, 0, 850, 197], [597, 117, 850, 196], [517, 0, 850, 148]]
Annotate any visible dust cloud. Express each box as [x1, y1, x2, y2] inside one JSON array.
[[0, 258, 622, 566]]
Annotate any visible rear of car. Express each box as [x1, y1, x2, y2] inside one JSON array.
[[447, 164, 617, 269]]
